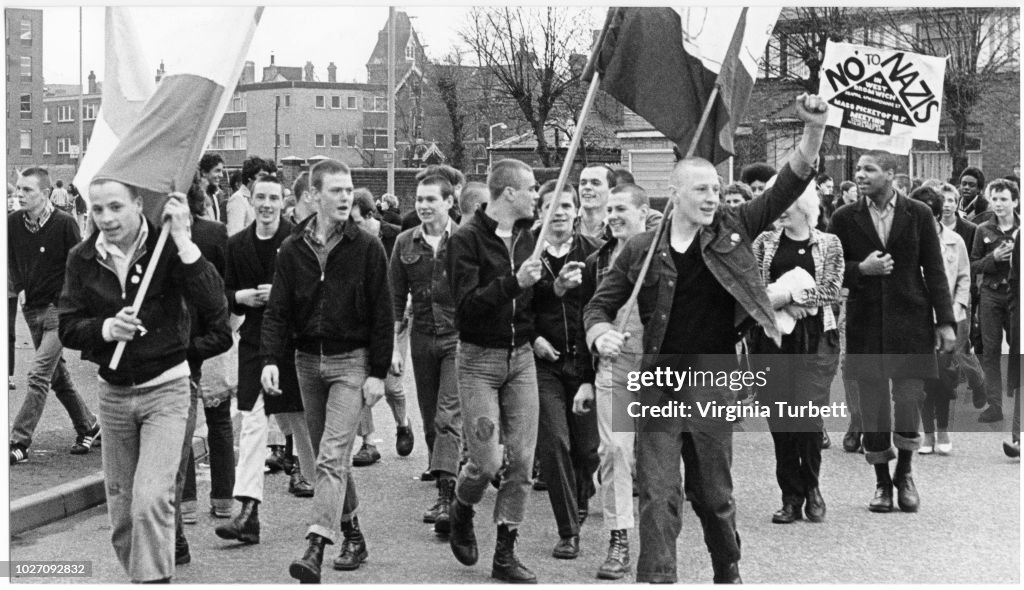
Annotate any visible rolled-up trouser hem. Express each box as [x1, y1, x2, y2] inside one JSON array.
[[864, 446, 896, 465], [307, 524, 338, 545], [637, 571, 677, 583], [893, 432, 920, 451]]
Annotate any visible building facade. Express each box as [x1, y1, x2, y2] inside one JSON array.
[[5, 8, 44, 183]]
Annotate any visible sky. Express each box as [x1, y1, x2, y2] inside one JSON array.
[[21, 3, 605, 88]]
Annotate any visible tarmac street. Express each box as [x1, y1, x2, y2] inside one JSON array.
[[6, 312, 1021, 584]]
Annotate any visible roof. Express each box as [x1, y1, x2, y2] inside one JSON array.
[[366, 10, 414, 68], [262, 65, 303, 83]]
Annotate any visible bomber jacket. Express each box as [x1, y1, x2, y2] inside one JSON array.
[[575, 236, 624, 384], [8, 208, 81, 309], [446, 209, 536, 349], [260, 215, 394, 378], [389, 220, 459, 336], [59, 218, 229, 386], [225, 219, 293, 347], [583, 162, 814, 366], [532, 230, 602, 359], [971, 214, 1020, 291]]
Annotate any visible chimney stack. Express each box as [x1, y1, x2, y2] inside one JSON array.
[[242, 61, 255, 84], [304, 61, 315, 82], [87, 70, 97, 94], [154, 61, 165, 84], [327, 62, 337, 83], [270, 52, 275, 65]]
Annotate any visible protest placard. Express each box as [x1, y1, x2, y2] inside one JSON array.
[[818, 41, 947, 154]]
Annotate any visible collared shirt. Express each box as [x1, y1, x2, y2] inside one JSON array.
[[95, 216, 150, 289], [303, 215, 347, 270], [421, 219, 452, 254], [544, 237, 572, 259], [23, 202, 54, 234], [867, 192, 896, 245]]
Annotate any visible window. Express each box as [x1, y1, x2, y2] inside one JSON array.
[[208, 127, 246, 150], [283, 134, 291, 147], [229, 91, 246, 112], [315, 133, 325, 147], [362, 128, 388, 150], [57, 137, 72, 154], [20, 94, 31, 119], [20, 130, 31, 155], [331, 134, 341, 147], [43, 138, 50, 155], [275, 133, 293, 149], [406, 38, 416, 60], [331, 96, 341, 109], [20, 56, 32, 81], [346, 133, 357, 147], [315, 95, 325, 108], [43, 106, 50, 123], [57, 104, 75, 122], [363, 96, 387, 112], [20, 19, 32, 46], [347, 96, 357, 110], [82, 103, 97, 120], [284, 94, 291, 107]]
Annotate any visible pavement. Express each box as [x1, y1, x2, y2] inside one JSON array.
[[6, 312, 1022, 584]]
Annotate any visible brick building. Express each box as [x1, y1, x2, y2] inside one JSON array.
[[5, 8, 44, 183]]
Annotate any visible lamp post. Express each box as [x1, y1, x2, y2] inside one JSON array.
[[488, 122, 508, 171]]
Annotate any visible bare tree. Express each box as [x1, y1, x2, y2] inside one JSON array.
[[430, 52, 471, 171], [460, 7, 594, 166], [764, 8, 867, 92], [876, 7, 1019, 176]]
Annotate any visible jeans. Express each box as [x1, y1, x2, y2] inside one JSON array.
[[99, 374, 190, 582], [174, 380, 199, 534], [954, 318, 985, 391], [409, 330, 462, 475], [182, 391, 235, 506], [858, 378, 924, 464], [295, 350, 365, 544], [634, 386, 739, 583], [921, 380, 952, 432], [535, 357, 599, 538], [10, 304, 97, 449], [455, 342, 538, 526], [980, 288, 1011, 410]]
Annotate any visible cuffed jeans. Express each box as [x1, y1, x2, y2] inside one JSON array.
[[595, 355, 638, 531], [10, 304, 97, 448], [634, 386, 739, 583], [295, 350, 364, 544], [980, 288, 1012, 410], [99, 375, 190, 582], [535, 357, 599, 538], [409, 330, 462, 475], [858, 378, 924, 464], [182, 388, 234, 507], [455, 342, 538, 526]]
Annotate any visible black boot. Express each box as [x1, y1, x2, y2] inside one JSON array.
[[434, 476, 456, 535], [175, 528, 191, 565], [449, 497, 478, 566], [869, 463, 894, 513], [266, 445, 287, 473], [333, 516, 368, 571], [712, 560, 742, 583], [893, 450, 919, 513], [491, 524, 536, 583], [289, 533, 329, 584], [596, 529, 630, 580], [215, 498, 260, 544]]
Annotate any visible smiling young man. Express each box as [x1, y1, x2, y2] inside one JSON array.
[[59, 180, 227, 583], [829, 151, 956, 514], [8, 168, 99, 465], [389, 175, 462, 533], [577, 165, 615, 239], [260, 159, 393, 583], [971, 179, 1020, 423], [530, 180, 601, 562], [583, 94, 829, 584], [445, 158, 543, 583], [572, 182, 650, 580]]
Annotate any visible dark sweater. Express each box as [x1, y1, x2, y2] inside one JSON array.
[[8, 208, 81, 308]]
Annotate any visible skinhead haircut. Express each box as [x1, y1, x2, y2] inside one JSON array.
[[610, 183, 649, 208], [310, 159, 351, 191], [20, 167, 52, 192], [487, 159, 532, 200], [581, 164, 616, 188], [292, 171, 310, 197], [459, 182, 488, 216]]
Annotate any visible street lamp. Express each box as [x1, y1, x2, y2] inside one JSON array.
[[488, 122, 508, 171]]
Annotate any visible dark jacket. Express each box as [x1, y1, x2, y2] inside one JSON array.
[[8, 208, 81, 308], [952, 215, 978, 262], [446, 209, 536, 349], [380, 220, 401, 258], [532, 231, 601, 359], [828, 193, 955, 379], [970, 214, 1020, 291], [583, 162, 814, 365], [389, 221, 459, 336], [225, 219, 293, 347], [59, 218, 229, 385], [187, 216, 232, 375], [260, 216, 393, 378], [576, 237, 623, 383]]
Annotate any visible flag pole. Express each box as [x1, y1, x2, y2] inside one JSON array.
[[531, 72, 603, 259], [108, 221, 171, 370], [613, 85, 720, 333]]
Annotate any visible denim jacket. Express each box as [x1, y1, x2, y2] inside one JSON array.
[[584, 162, 815, 361], [389, 221, 459, 336]]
